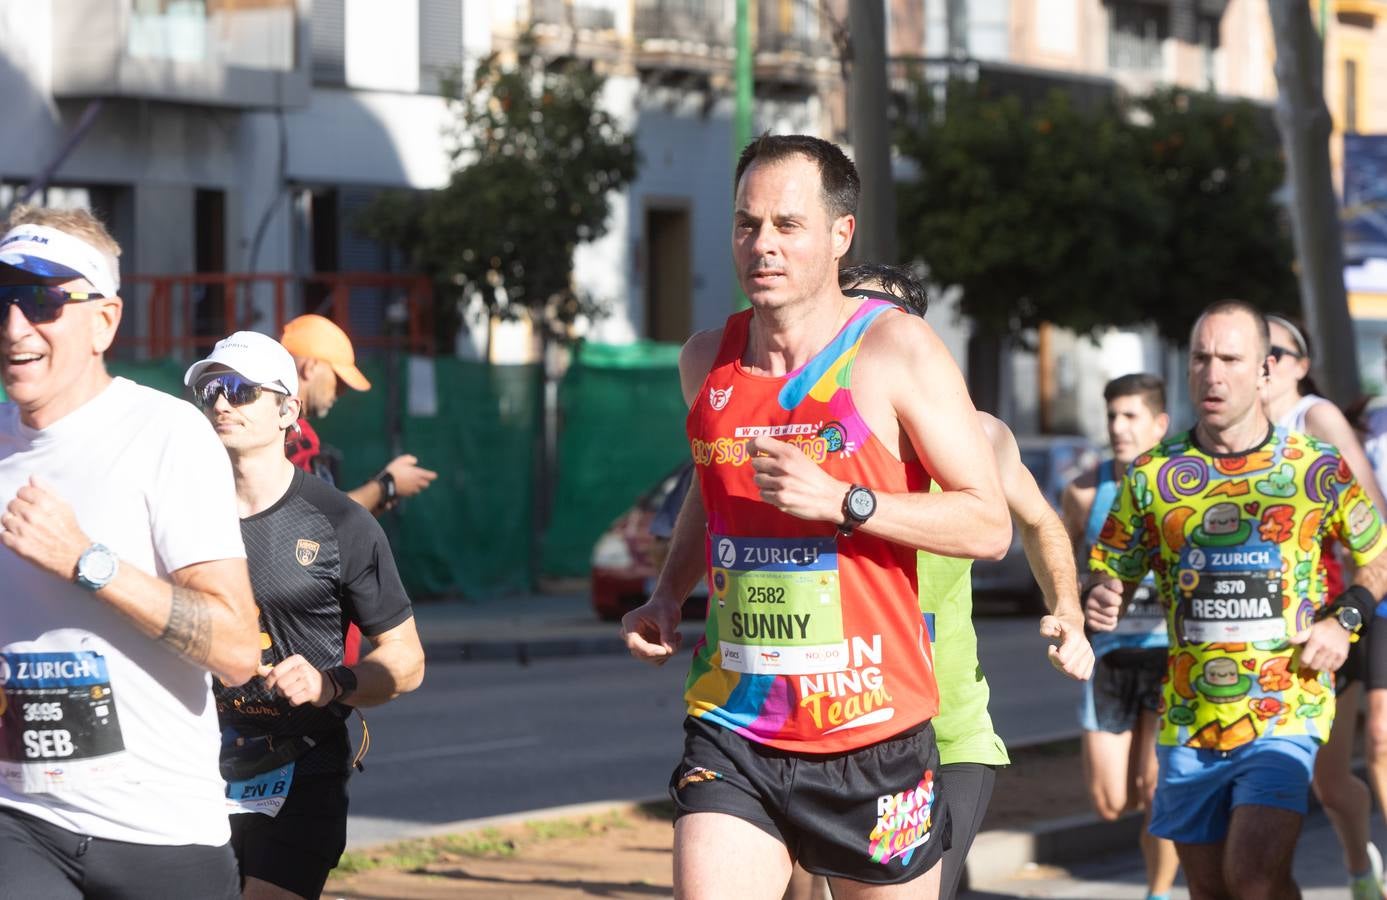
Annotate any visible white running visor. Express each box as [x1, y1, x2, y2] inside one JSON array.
[[0, 223, 119, 299]]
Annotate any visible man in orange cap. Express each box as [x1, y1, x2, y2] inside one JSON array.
[[280, 314, 437, 665], [280, 314, 437, 511]]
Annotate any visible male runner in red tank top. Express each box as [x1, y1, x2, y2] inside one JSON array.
[[621, 134, 1011, 899]]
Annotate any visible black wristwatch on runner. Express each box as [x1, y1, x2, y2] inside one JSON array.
[[839, 484, 877, 536], [376, 470, 399, 511], [326, 665, 358, 704]]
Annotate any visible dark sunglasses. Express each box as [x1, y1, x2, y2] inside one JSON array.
[[194, 373, 281, 410], [0, 285, 104, 323], [1269, 345, 1304, 362]]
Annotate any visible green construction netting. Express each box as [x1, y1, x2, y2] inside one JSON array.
[[312, 358, 542, 599], [540, 341, 688, 578], [5, 343, 682, 594]]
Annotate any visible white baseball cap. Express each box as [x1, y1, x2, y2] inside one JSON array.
[[0, 223, 119, 298], [183, 331, 299, 396]]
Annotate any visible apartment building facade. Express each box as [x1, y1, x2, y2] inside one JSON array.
[[0, 1, 1382, 416]]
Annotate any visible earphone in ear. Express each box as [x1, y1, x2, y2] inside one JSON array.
[[1262, 362, 1270, 378]]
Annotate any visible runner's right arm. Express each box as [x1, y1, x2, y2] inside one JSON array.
[[621, 328, 722, 665], [1083, 467, 1154, 633], [0, 476, 260, 684], [980, 414, 1093, 680]]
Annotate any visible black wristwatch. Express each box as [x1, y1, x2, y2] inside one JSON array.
[[1333, 605, 1364, 635], [839, 484, 877, 536], [376, 471, 398, 510], [325, 664, 358, 704]]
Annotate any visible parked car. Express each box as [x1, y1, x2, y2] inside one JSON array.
[[590, 462, 708, 622], [971, 434, 1099, 610]]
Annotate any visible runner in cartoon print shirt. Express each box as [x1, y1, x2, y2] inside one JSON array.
[[1094, 439, 1382, 749], [1086, 300, 1387, 900]]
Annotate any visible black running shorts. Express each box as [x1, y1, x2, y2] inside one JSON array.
[[669, 716, 949, 885], [1086, 647, 1166, 734], [1363, 613, 1387, 693], [229, 772, 349, 899], [0, 805, 239, 900], [935, 762, 998, 900]]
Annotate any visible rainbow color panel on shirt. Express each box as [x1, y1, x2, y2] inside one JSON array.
[[685, 299, 937, 755], [1090, 428, 1386, 750]]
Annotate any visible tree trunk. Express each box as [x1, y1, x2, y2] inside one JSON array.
[[1268, 0, 1360, 404], [847, 0, 896, 264]]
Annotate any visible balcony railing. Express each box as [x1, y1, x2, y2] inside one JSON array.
[[530, 0, 619, 32], [757, 0, 831, 57], [634, 0, 732, 46], [117, 273, 435, 359]]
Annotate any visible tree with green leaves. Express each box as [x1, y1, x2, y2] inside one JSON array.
[[896, 82, 1298, 345], [363, 32, 638, 351]]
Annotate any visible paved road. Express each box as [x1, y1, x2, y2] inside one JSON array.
[[963, 805, 1381, 898], [345, 613, 1084, 847]]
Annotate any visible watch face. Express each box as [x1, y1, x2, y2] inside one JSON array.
[[81, 547, 117, 583], [1340, 607, 1363, 629], [848, 488, 875, 519]]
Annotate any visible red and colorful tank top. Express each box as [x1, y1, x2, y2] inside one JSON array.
[[685, 298, 937, 753]]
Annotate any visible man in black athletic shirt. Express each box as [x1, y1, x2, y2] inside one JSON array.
[[184, 331, 426, 900]]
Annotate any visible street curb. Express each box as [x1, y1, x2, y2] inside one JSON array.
[[964, 810, 1144, 889]]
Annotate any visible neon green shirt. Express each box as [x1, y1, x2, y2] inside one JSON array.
[[919, 547, 1010, 767]]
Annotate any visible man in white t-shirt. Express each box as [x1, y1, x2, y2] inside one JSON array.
[[0, 205, 260, 898]]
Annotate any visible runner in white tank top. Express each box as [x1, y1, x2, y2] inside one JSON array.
[[1261, 314, 1387, 899]]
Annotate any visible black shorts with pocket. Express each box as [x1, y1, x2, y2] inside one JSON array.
[[669, 716, 949, 885], [229, 772, 349, 899], [1088, 647, 1166, 734]]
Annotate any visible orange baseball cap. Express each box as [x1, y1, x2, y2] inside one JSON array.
[[280, 314, 372, 392]]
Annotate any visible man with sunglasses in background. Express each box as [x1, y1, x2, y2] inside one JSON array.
[[185, 331, 425, 900], [0, 206, 260, 897]]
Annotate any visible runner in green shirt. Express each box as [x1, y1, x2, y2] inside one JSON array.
[[842, 266, 1093, 900]]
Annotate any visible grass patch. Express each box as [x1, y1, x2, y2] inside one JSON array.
[[638, 798, 676, 821], [336, 844, 443, 875], [436, 828, 519, 858], [524, 810, 632, 840], [334, 805, 662, 878]]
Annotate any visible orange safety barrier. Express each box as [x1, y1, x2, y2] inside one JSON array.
[[116, 272, 435, 357]]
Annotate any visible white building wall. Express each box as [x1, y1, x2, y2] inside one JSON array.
[[580, 84, 737, 344], [345, 0, 419, 92]]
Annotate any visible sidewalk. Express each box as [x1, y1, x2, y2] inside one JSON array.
[[412, 591, 703, 663]]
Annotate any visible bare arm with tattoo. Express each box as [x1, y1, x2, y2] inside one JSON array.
[[0, 476, 261, 685]]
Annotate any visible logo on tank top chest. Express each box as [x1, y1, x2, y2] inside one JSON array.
[[708, 385, 733, 411], [295, 539, 320, 566]]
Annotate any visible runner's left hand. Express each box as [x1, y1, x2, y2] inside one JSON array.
[[261, 654, 336, 707], [1040, 614, 1094, 681], [1290, 619, 1350, 673], [0, 476, 89, 581], [385, 454, 439, 498], [748, 436, 845, 523]]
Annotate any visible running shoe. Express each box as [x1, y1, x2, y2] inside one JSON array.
[[1349, 842, 1385, 900]]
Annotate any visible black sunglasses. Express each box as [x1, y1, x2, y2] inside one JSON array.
[[1269, 345, 1304, 362], [194, 373, 280, 410], [0, 284, 104, 323]]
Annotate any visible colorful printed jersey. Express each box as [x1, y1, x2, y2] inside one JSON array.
[[1090, 428, 1386, 750], [686, 298, 936, 754], [1085, 459, 1167, 659]]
